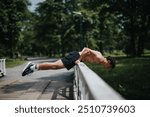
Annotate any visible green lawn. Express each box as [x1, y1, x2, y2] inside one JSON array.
[[6, 59, 26, 68], [87, 57, 150, 100]]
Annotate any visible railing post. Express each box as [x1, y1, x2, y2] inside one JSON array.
[[0, 59, 6, 76]]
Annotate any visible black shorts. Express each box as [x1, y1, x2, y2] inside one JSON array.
[[61, 51, 80, 70]]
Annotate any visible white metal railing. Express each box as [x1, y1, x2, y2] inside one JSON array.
[[0, 59, 6, 76], [74, 62, 124, 100]]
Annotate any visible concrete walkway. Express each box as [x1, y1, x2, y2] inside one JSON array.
[[0, 59, 74, 100]]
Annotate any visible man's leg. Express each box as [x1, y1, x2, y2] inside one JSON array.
[[38, 60, 65, 70], [22, 59, 65, 76]]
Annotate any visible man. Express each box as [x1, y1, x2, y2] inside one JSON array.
[[22, 47, 115, 76]]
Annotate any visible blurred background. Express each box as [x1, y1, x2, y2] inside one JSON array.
[[0, 0, 150, 99]]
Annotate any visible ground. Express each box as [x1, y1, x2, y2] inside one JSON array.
[[0, 59, 74, 100]]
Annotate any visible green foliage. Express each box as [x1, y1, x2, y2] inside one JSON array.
[[6, 59, 25, 68], [0, 0, 30, 58], [0, 0, 150, 57]]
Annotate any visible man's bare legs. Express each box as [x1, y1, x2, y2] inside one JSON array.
[[38, 60, 65, 70]]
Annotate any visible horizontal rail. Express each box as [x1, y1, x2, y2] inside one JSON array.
[[74, 62, 124, 100]]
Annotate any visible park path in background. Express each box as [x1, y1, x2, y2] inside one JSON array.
[[0, 59, 74, 100]]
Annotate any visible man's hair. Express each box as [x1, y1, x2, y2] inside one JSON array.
[[106, 56, 116, 69]]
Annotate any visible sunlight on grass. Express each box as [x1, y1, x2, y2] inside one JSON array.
[[6, 59, 26, 68]]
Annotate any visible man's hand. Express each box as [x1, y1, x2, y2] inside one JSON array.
[[75, 60, 80, 64]]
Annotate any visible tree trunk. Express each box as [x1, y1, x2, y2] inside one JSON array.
[[129, 0, 136, 56], [129, 16, 136, 56], [137, 15, 148, 56]]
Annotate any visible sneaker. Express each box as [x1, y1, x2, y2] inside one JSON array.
[[22, 62, 35, 76]]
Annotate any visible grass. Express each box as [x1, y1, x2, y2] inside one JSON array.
[[87, 57, 150, 100], [6, 59, 26, 68]]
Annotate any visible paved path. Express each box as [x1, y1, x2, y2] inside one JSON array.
[[0, 59, 74, 100]]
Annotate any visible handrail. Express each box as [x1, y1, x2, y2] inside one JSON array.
[[74, 62, 124, 100]]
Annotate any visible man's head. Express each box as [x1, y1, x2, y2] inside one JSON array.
[[106, 56, 116, 69]]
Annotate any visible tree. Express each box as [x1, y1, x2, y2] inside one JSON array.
[[0, 0, 30, 58], [107, 0, 150, 56], [20, 0, 149, 57], [33, 0, 82, 56]]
